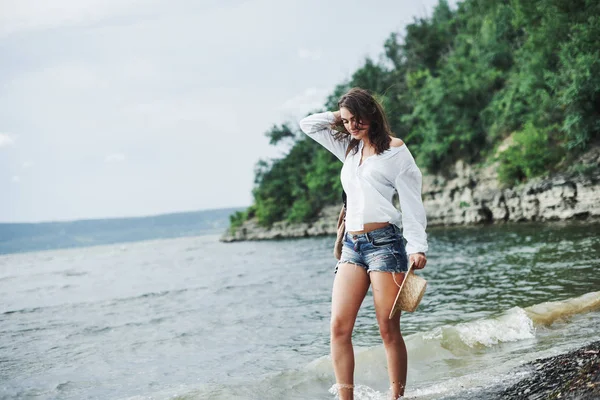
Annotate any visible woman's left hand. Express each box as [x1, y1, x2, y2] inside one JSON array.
[[410, 252, 427, 269]]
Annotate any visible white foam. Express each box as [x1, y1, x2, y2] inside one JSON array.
[[448, 307, 535, 347], [420, 307, 535, 349], [329, 383, 392, 400]]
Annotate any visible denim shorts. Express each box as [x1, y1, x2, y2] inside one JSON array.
[[336, 224, 409, 274]]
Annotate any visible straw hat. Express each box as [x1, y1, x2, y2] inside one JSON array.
[[388, 262, 427, 319]]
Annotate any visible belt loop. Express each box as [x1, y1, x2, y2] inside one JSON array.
[[365, 231, 371, 242]]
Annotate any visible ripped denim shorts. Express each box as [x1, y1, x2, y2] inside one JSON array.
[[335, 224, 409, 274]]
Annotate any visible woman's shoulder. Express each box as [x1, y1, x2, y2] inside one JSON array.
[[380, 137, 408, 159], [379, 137, 417, 173], [390, 137, 405, 148]]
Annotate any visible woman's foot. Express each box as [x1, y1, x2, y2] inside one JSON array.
[[331, 383, 354, 399]]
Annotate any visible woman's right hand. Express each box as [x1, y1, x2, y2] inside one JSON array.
[[330, 110, 345, 133]]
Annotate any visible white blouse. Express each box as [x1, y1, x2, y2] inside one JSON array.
[[299, 111, 428, 255]]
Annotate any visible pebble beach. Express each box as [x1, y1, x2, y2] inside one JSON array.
[[500, 340, 600, 400]]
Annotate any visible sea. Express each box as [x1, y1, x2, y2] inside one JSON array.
[[1, 211, 599, 400]]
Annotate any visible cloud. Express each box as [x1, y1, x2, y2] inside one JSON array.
[[12, 176, 20, 183], [22, 161, 34, 168], [280, 88, 329, 115], [297, 48, 322, 61], [0, 0, 154, 37], [0, 133, 15, 148], [104, 153, 126, 163]]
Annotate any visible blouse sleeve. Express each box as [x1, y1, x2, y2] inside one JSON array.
[[394, 164, 429, 255], [299, 111, 350, 162]]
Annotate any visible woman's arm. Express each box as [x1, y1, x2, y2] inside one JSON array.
[[299, 111, 350, 162], [394, 164, 429, 261]]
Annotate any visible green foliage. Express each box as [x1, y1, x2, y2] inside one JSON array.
[[402, 0, 457, 74], [228, 210, 247, 234], [497, 123, 565, 185], [350, 58, 390, 95], [402, 1, 519, 170], [229, 0, 600, 230], [549, 14, 600, 149], [286, 197, 318, 224], [569, 162, 597, 178], [250, 138, 342, 227], [265, 123, 296, 146]]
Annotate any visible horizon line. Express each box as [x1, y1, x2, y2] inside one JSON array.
[[0, 204, 250, 225]]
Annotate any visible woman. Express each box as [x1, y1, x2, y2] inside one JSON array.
[[299, 87, 428, 400]]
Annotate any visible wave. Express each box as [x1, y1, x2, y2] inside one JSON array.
[[524, 291, 600, 326], [412, 291, 600, 353], [421, 306, 535, 350], [122, 291, 600, 400]]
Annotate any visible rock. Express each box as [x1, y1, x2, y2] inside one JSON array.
[[220, 204, 341, 242], [421, 146, 600, 227], [500, 340, 600, 400]]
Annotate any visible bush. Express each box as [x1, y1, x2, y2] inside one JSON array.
[[549, 15, 600, 150], [286, 197, 318, 223], [498, 123, 565, 185], [229, 210, 247, 234]]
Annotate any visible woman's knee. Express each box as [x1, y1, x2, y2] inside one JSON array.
[[330, 317, 353, 341], [378, 319, 402, 344]]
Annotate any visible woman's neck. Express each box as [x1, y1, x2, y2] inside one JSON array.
[[361, 138, 373, 149]]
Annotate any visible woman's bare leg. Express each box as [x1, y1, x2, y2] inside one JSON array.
[[330, 263, 370, 400], [370, 271, 407, 399]]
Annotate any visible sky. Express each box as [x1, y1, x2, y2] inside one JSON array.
[[1, 0, 449, 223]]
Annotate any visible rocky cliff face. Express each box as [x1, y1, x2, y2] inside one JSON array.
[[423, 158, 599, 226], [220, 147, 600, 242]]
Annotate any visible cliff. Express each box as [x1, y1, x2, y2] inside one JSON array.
[[220, 147, 600, 242]]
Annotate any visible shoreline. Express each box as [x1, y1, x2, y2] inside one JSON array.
[[498, 340, 600, 399], [220, 208, 600, 243]]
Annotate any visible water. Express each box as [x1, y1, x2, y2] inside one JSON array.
[[0, 207, 242, 255], [1, 221, 599, 399]]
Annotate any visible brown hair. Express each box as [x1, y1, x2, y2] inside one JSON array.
[[332, 87, 393, 155]]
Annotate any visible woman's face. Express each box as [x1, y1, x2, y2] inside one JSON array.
[[340, 107, 370, 140]]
